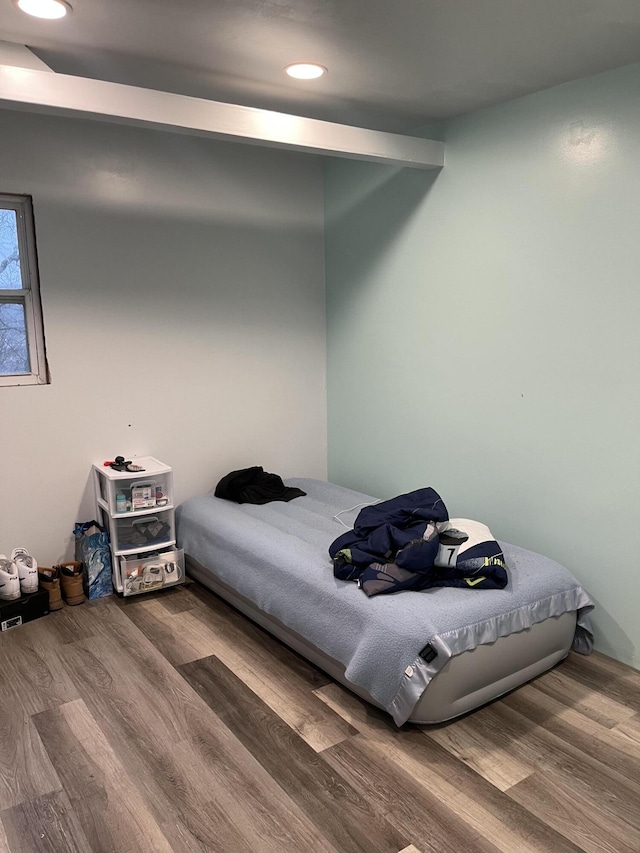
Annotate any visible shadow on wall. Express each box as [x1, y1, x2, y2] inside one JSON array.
[[37, 199, 323, 329], [324, 159, 440, 302], [44, 473, 88, 564], [590, 596, 637, 665]]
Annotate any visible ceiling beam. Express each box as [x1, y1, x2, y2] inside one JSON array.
[[0, 41, 52, 72], [0, 64, 443, 170]]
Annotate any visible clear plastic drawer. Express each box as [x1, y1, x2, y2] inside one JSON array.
[[119, 548, 185, 597], [93, 457, 174, 515], [110, 475, 172, 515], [112, 509, 174, 553]]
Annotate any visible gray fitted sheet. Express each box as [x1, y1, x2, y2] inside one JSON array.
[[176, 478, 594, 725]]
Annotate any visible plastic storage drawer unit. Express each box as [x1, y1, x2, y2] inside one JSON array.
[[92, 456, 181, 596]]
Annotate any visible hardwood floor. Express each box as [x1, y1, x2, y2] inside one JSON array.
[[1, 582, 639, 853]]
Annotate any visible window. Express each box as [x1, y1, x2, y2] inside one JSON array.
[[0, 194, 49, 386]]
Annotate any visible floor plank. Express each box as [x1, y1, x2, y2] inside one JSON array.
[[323, 735, 502, 853], [562, 650, 640, 712], [124, 585, 356, 752], [424, 710, 535, 791], [56, 604, 341, 853], [613, 714, 640, 749], [115, 595, 222, 665], [0, 622, 77, 811], [3, 588, 640, 853], [0, 685, 61, 811], [501, 681, 640, 784], [189, 582, 358, 751], [0, 819, 10, 853], [33, 698, 174, 853], [180, 653, 407, 853], [188, 581, 334, 692], [508, 770, 640, 853], [435, 690, 640, 834], [1, 790, 92, 853], [0, 608, 88, 808], [530, 664, 636, 728], [24, 598, 114, 647], [314, 683, 585, 853], [0, 610, 81, 717]]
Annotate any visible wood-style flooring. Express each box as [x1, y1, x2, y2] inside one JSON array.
[[1, 580, 639, 853]]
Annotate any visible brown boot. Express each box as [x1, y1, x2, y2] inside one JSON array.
[[38, 566, 64, 611], [58, 561, 86, 606]]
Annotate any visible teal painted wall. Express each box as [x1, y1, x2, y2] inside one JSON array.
[[325, 63, 640, 668]]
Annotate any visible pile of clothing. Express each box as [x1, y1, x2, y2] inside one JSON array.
[[329, 487, 508, 597], [215, 467, 306, 505]]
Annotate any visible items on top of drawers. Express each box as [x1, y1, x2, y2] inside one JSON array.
[[94, 456, 173, 515]]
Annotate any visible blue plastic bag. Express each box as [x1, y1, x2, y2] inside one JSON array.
[[73, 521, 113, 599]]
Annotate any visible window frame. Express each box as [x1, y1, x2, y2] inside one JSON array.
[[0, 193, 49, 387]]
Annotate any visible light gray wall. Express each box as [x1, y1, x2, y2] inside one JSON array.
[[325, 63, 640, 668], [0, 109, 327, 564]]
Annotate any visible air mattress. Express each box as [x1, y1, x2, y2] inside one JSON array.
[[176, 478, 593, 724]]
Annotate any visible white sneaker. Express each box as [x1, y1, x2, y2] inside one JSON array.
[[11, 548, 39, 595], [0, 556, 20, 601]]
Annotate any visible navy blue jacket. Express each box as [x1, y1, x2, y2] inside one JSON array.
[[329, 488, 448, 581], [329, 488, 507, 596]]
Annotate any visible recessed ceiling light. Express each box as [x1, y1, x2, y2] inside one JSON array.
[[284, 63, 327, 80], [14, 0, 71, 19]]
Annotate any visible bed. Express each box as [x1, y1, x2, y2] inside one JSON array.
[[176, 478, 594, 725]]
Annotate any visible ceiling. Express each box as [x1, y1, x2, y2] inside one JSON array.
[[1, 0, 640, 133]]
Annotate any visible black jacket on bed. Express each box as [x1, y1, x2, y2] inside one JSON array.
[[215, 466, 306, 505], [329, 488, 507, 596]]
